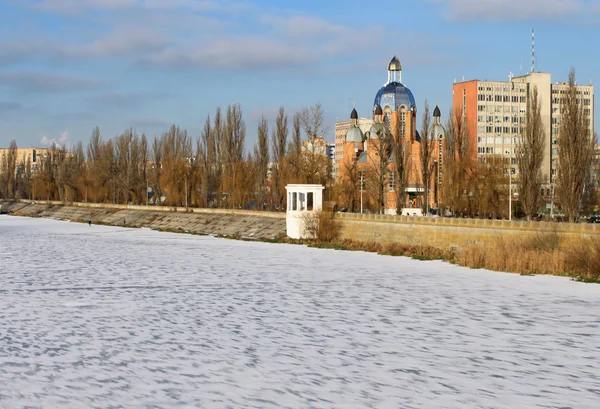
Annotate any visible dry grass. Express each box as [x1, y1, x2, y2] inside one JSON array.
[[456, 231, 568, 275]]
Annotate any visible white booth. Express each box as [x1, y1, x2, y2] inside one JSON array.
[[285, 184, 325, 239]]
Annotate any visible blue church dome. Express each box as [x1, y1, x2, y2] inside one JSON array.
[[374, 82, 416, 112]]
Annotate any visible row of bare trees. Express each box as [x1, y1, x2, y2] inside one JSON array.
[[1, 72, 597, 219], [1, 103, 331, 210]]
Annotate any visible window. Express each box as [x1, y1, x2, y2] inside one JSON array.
[[307, 192, 313, 211], [292, 192, 297, 210], [388, 170, 396, 191], [478, 105, 485, 112]]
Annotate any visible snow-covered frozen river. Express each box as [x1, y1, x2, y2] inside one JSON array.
[[1, 216, 599, 409]]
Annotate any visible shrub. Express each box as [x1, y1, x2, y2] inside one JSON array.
[[302, 210, 341, 243], [567, 237, 600, 280]]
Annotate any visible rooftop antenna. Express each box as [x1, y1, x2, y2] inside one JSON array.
[[531, 28, 535, 73]]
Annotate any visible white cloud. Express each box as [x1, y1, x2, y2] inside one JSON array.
[[143, 35, 314, 70], [29, 0, 230, 14], [62, 26, 168, 58], [40, 130, 70, 147], [431, 0, 594, 21], [0, 72, 99, 93]]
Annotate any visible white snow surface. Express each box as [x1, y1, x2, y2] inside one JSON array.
[[1, 216, 599, 409]]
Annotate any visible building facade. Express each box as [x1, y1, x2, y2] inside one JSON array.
[[453, 72, 594, 184], [0, 147, 51, 175]]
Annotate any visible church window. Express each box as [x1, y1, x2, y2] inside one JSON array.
[[388, 170, 396, 191], [399, 108, 406, 139]]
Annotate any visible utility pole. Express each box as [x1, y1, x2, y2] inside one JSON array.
[[360, 171, 364, 214], [509, 168, 512, 221], [550, 182, 555, 218]]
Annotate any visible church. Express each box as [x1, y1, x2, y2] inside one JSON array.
[[337, 56, 447, 215]]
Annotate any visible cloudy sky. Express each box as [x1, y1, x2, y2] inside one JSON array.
[[0, 0, 598, 149]]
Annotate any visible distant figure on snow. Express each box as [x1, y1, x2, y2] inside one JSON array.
[[88, 219, 92, 226]]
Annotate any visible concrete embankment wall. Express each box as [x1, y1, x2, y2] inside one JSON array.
[[336, 212, 600, 250], [3, 200, 599, 250], [2, 201, 286, 240]]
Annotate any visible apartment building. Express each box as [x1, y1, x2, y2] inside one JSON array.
[[453, 72, 594, 184], [0, 147, 51, 175]]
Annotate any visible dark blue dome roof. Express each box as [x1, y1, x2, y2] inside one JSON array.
[[374, 82, 416, 111]]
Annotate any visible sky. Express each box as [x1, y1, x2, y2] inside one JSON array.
[[0, 0, 599, 150]]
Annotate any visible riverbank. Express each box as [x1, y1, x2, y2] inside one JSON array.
[[3, 200, 598, 282], [1, 201, 286, 240]]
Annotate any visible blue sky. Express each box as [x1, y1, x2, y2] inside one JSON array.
[[0, 0, 599, 149]]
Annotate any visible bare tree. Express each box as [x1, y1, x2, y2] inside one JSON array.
[[555, 68, 594, 222], [298, 103, 329, 185], [393, 117, 410, 215], [271, 107, 288, 209], [151, 136, 163, 205], [221, 104, 246, 208], [2, 140, 18, 198], [253, 115, 269, 209], [287, 113, 303, 181], [368, 118, 394, 214], [517, 85, 546, 220], [473, 155, 508, 219], [340, 156, 359, 212], [419, 100, 435, 214], [442, 107, 473, 216]]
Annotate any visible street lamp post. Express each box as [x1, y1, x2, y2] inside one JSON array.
[[509, 167, 512, 221], [360, 171, 364, 214]]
